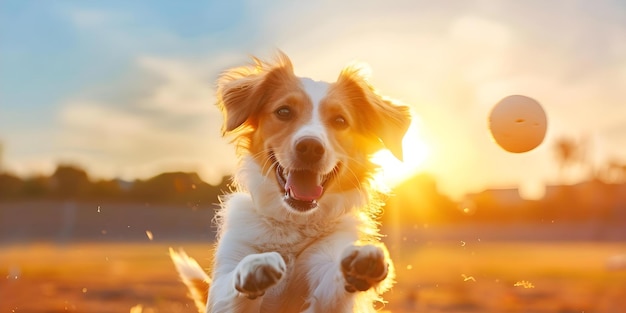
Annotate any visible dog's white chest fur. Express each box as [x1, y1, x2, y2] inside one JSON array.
[[218, 191, 350, 257]]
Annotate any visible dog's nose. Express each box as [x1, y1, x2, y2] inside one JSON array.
[[295, 137, 325, 163]]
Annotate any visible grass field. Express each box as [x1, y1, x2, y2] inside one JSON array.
[[1, 241, 625, 313]]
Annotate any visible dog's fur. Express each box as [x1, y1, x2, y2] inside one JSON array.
[[170, 52, 411, 313]]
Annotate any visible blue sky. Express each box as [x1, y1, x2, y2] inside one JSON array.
[[1, 1, 252, 121], [1, 0, 625, 199]]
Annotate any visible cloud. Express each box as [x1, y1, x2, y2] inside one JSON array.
[[66, 7, 121, 29], [58, 56, 235, 185], [135, 56, 216, 115]]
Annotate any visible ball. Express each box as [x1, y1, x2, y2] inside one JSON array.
[[488, 95, 547, 153]]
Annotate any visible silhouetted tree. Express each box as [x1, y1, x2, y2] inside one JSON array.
[[0, 173, 22, 200], [129, 172, 223, 205], [553, 136, 593, 182], [21, 175, 50, 198], [50, 165, 90, 199], [90, 179, 124, 200]]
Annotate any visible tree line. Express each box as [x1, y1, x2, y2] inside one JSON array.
[[0, 164, 230, 206], [2, 134, 626, 225]]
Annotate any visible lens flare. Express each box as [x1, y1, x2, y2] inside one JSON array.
[[371, 121, 429, 189]]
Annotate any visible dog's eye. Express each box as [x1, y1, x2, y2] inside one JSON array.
[[275, 107, 293, 120], [332, 116, 348, 129]]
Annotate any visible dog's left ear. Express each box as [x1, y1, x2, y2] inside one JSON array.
[[368, 96, 411, 161], [338, 67, 412, 161]]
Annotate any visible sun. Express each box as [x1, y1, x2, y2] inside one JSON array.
[[371, 121, 430, 189]]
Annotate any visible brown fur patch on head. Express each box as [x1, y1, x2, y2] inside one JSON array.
[[216, 52, 296, 152]]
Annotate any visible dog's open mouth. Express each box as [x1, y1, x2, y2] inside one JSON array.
[[271, 153, 338, 212]]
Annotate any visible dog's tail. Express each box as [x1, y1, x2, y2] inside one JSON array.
[[169, 248, 210, 313]]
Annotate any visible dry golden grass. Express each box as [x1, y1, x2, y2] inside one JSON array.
[[1, 241, 625, 312], [385, 242, 626, 312], [1, 243, 209, 313]]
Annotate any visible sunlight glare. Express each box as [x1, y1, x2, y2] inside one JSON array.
[[371, 121, 429, 189]]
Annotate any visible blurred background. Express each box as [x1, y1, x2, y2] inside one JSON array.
[[1, 1, 625, 312]]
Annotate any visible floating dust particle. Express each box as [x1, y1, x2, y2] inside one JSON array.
[[514, 280, 535, 288], [461, 274, 476, 282], [97, 206, 101, 213], [145, 230, 154, 241], [406, 265, 413, 270], [82, 288, 87, 293], [461, 241, 466, 247]]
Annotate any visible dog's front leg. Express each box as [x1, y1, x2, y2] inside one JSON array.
[[298, 232, 394, 313], [209, 245, 286, 313]]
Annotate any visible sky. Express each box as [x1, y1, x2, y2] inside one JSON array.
[[1, 0, 625, 200]]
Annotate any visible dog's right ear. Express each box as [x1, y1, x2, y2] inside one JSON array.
[[217, 54, 294, 135], [217, 60, 266, 135]]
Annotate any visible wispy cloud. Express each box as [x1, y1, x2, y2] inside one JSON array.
[[58, 56, 235, 184]]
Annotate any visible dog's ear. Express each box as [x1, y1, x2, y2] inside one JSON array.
[[216, 58, 268, 135], [217, 69, 264, 134], [217, 54, 295, 135], [337, 66, 411, 161], [367, 96, 412, 161]]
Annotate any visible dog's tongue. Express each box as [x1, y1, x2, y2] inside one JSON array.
[[286, 170, 323, 202]]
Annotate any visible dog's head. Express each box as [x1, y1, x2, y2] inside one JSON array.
[[217, 53, 411, 215]]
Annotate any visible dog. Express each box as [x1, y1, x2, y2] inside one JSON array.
[[170, 52, 411, 313]]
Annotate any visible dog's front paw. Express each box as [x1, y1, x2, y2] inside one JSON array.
[[234, 252, 286, 299], [341, 244, 388, 293]]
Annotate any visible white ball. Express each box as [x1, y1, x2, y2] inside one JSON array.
[[489, 95, 547, 153]]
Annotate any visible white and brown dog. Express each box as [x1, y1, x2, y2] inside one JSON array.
[[170, 52, 411, 313]]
